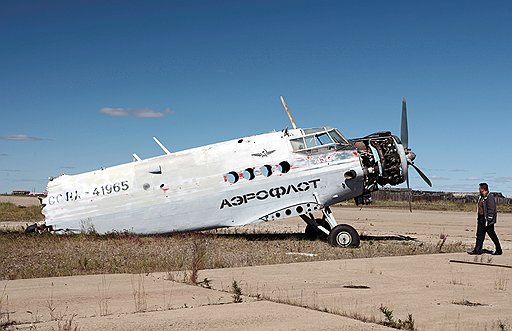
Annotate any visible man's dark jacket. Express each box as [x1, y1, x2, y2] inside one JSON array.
[[479, 193, 497, 226]]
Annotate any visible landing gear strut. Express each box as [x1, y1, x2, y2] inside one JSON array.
[[300, 207, 360, 248]]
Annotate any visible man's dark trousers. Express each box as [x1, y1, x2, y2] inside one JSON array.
[[475, 217, 502, 253]]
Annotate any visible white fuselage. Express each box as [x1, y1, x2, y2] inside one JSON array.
[[43, 128, 365, 234]]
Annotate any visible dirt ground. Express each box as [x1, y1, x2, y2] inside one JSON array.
[[1, 208, 510, 330]]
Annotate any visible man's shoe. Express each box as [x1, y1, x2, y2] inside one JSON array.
[[492, 251, 503, 256], [467, 250, 482, 255]]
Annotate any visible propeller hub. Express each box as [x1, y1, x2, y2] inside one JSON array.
[[405, 149, 416, 162]]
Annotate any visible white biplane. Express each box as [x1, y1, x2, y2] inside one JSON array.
[[39, 97, 431, 247]]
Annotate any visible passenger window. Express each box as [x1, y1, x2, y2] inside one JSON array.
[[290, 138, 305, 151], [304, 136, 318, 148]]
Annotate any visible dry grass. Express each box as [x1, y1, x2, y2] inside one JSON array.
[[338, 200, 512, 213], [0, 231, 466, 280], [0, 202, 44, 222]]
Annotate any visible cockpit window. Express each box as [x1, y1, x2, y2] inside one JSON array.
[[290, 128, 350, 152], [329, 129, 349, 144], [316, 132, 333, 145]]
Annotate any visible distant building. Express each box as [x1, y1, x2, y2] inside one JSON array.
[[29, 191, 48, 197], [12, 190, 30, 196]]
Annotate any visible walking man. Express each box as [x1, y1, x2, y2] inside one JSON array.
[[468, 183, 502, 255]]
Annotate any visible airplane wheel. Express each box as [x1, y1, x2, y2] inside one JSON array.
[[305, 219, 331, 240], [24, 223, 38, 234], [328, 224, 360, 248]]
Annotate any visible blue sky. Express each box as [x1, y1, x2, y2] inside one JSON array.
[[1, 0, 511, 196]]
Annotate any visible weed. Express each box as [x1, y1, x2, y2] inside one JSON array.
[[450, 278, 464, 285], [56, 313, 79, 331], [26, 310, 41, 325], [46, 282, 58, 320], [161, 279, 173, 310], [437, 234, 447, 252], [497, 320, 510, 331], [79, 219, 96, 235], [379, 305, 416, 330], [0, 284, 14, 329], [197, 278, 212, 289], [231, 280, 243, 303], [186, 236, 210, 285], [494, 276, 508, 291], [78, 256, 89, 272], [131, 274, 147, 313], [97, 275, 110, 316]]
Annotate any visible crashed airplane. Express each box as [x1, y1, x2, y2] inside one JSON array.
[[39, 97, 431, 247]]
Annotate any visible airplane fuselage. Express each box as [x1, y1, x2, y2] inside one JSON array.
[[43, 128, 368, 234]]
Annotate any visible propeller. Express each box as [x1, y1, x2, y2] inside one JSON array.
[[401, 97, 432, 212]]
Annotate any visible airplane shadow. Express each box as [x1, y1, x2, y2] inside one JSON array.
[[211, 232, 417, 242], [360, 234, 417, 242]]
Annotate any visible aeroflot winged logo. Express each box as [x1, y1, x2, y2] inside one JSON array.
[[251, 149, 276, 157], [220, 179, 320, 209]]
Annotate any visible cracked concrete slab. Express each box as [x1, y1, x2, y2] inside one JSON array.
[[197, 252, 511, 331]]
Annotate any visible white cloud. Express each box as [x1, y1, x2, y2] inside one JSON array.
[[466, 176, 481, 181], [99, 107, 174, 118], [0, 134, 46, 141], [495, 176, 512, 183], [430, 175, 449, 181], [134, 108, 165, 118], [99, 107, 129, 117]]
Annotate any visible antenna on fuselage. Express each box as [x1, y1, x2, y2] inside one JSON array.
[[152, 137, 171, 155], [280, 96, 297, 129]]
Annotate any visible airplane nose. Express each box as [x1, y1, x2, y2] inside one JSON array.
[[405, 149, 416, 162]]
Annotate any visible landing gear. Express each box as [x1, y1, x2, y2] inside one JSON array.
[[328, 224, 360, 248], [304, 219, 331, 240], [301, 207, 360, 248], [24, 222, 53, 234]]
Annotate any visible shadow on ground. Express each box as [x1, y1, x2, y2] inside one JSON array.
[[213, 232, 417, 242]]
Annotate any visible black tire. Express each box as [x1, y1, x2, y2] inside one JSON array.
[[24, 223, 38, 234], [304, 219, 331, 241], [328, 224, 360, 248], [304, 224, 317, 240]]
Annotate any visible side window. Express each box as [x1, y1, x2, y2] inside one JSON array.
[[304, 136, 318, 148], [290, 138, 305, 151]]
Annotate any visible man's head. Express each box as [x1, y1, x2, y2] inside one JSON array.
[[479, 182, 489, 196]]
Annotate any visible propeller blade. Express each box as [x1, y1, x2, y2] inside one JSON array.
[[406, 173, 412, 212], [408, 161, 432, 187], [401, 97, 408, 149]]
